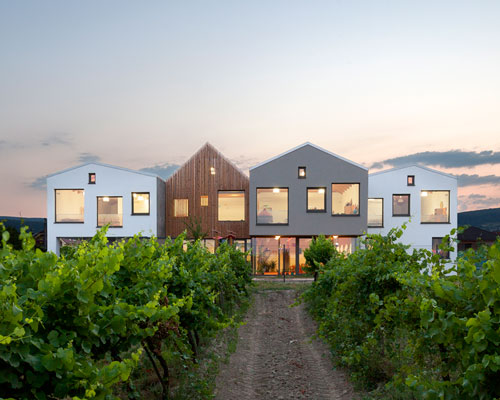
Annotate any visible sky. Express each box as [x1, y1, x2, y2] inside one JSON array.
[[1, 0, 499, 217]]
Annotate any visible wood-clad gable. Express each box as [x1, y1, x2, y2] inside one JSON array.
[[165, 143, 250, 239]]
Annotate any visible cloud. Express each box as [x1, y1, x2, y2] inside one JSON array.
[[458, 193, 500, 211], [28, 176, 47, 191], [40, 133, 72, 147], [230, 155, 261, 172], [78, 152, 101, 163], [140, 163, 180, 180], [371, 150, 500, 169], [456, 174, 500, 187]]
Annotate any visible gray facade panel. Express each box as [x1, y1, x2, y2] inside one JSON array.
[[250, 145, 368, 236], [156, 177, 166, 237]]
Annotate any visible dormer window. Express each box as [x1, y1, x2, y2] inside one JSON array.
[[298, 166, 306, 178], [89, 173, 96, 184], [407, 175, 415, 186]]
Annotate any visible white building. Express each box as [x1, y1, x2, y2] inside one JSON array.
[[46, 163, 165, 254], [367, 165, 458, 259]]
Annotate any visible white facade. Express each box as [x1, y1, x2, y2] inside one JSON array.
[[367, 165, 458, 258], [47, 163, 165, 254]]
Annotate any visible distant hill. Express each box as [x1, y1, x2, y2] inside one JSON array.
[[0, 216, 46, 234], [458, 208, 500, 232]]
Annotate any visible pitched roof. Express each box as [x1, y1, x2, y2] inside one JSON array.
[[249, 142, 368, 171], [458, 226, 498, 242], [369, 164, 457, 180], [46, 162, 161, 179], [166, 142, 249, 182]]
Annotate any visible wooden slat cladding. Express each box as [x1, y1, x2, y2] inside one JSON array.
[[165, 143, 250, 239]]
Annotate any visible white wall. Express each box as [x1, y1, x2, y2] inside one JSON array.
[[47, 163, 161, 254], [367, 166, 458, 258]]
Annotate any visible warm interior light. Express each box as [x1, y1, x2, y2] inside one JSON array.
[[421, 191, 428, 197], [103, 197, 109, 202], [138, 195, 144, 201], [133, 193, 137, 198], [210, 167, 215, 175], [318, 188, 325, 194], [299, 169, 305, 176], [333, 235, 338, 239], [274, 235, 280, 240], [273, 188, 280, 193]]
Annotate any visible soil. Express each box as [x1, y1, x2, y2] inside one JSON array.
[[214, 288, 355, 400]]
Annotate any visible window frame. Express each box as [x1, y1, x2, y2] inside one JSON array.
[[367, 197, 384, 228], [200, 195, 208, 207], [88, 173, 96, 184], [407, 175, 415, 186], [54, 188, 85, 224], [131, 192, 150, 216], [173, 198, 189, 218], [217, 190, 246, 222], [298, 166, 306, 179], [96, 196, 123, 228], [306, 187, 327, 213], [392, 194, 411, 217], [432, 237, 450, 259], [331, 182, 360, 217], [420, 190, 450, 224], [256, 187, 289, 226]]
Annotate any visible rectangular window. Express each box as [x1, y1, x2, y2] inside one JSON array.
[[218, 191, 245, 221], [298, 166, 306, 178], [257, 188, 288, 224], [368, 198, 383, 227], [88, 173, 96, 184], [55, 189, 84, 223], [393, 194, 410, 216], [307, 188, 326, 212], [174, 199, 188, 217], [97, 196, 123, 227], [421, 190, 450, 223], [132, 192, 150, 215], [201, 195, 208, 207], [432, 237, 450, 259], [332, 183, 360, 215], [407, 175, 415, 186]]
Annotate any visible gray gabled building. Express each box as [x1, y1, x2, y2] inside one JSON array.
[[249, 142, 368, 274]]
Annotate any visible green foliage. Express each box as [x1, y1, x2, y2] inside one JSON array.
[[0, 223, 252, 399], [303, 234, 337, 280], [183, 217, 208, 240], [302, 225, 500, 399]]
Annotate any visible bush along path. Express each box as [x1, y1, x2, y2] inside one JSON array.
[[0, 225, 252, 400], [303, 228, 500, 399], [214, 283, 355, 400]]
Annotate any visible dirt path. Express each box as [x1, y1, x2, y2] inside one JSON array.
[[214, 288, 355, 400]]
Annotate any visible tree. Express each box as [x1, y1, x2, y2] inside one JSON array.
[[303, 234, 336, 281]]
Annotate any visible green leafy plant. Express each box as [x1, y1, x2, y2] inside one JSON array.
[[303, 234, 337, 281]]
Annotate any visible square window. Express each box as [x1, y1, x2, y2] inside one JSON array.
[[257, 188, 288, 224], [97, 196, 123, 227], [407, 175, 415, 186], [88, 173, 96, 184], [174, 199, 188, 217], [201, 195, 208, 206], [218, 191, 245, 221], [132, 192, 150, 215], [332, 183, 360, 215], [421, 190, 449, 223], [392, 194, 410, 216], [298, 166, 306, 178], [307, 188, 326, 212]]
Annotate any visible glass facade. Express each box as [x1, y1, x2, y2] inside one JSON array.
[[55, 189, 84, 223], [256, 188, 288, 224], [97, 196, 123, 227], [218, 191, 245, 221], [421, 191, 449, 223], [332, 183, 360, 215], [367, 198, 383, 227]]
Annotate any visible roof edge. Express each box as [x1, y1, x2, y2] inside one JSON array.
[[46, 162, 162, 180], [369, 164, 457, 180], [249, 142, 368, 171]]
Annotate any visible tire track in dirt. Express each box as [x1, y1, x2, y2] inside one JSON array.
[[215, 289, 354, 400]]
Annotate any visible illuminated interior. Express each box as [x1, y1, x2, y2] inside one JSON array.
[[367, 198, 383, 227], [332, 183, 359, 215], [218, 191, 245, 221], [174, 199, 188, 217], [132, 192, 149, 214], [97, 196, 123, 227], [55, 189, 84, 222], [257, 188, 288, 224], [421, 191, 449, 223], [307, 188, 326, 211], [392, 194, 410, 216]]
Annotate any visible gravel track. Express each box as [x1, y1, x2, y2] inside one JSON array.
[[214, 289, 355, 400]]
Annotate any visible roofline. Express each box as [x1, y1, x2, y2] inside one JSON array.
[[46, 162, 162, 180], [249, 142, 368, 171], [369, 164, 457, 180], [166, 142, 249, 182]]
